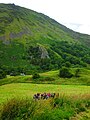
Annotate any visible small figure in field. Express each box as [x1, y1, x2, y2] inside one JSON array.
[[51, 93, 55, 98], [33, 92, 59, 100], [43, 93, 47, 99], [41, 93, 44, 99], [36, 93, 40, 100], [33, 93, 40, 100], [33, 94, 37, 100], [46, 93, 51, 99]]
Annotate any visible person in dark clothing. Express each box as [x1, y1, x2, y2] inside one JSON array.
[[51, 93, 55, 98]]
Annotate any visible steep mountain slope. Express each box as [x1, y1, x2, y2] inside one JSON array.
[[0, 3, 90, 73]]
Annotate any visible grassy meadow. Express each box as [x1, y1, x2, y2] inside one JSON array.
[[0, 67, 90, 86], [0, 67, 90, 104], [0, 83, 90, 120], [0, 83, 90, 104], [0, 68, 90, 119]]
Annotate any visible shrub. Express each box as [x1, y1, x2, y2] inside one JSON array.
[[32, 73, 40, 79], [59, 67, 73, 78], [0, 96, 89, 120], [0, 69, 6, 79], [63, 61, 71, 68], [0, 98, 36, 120], [75, 68, 80, 77]]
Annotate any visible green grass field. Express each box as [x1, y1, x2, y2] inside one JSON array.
[[0, 68, 90, 104], [0, 68, 90, 86], [0, 68, 90, 120], [0, 83, 90, 104]]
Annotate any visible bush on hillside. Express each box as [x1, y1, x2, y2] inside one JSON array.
[[64, 61, 71, 68], [32, 73, 40, 79], [0, 69, 6, 79], [75, 69, 80, 77], [59, 67, 73, 78]]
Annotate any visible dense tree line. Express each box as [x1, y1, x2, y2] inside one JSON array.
[[0, 66, 7, 79], [0, 41, 90, 77], [50, 41, 90, 66], [59, 67, 80, 78], [26, 41, 90, 71]]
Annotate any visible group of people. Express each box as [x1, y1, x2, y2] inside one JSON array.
[[33, 92, 59, 100]]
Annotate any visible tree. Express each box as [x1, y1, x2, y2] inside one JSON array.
[[63, 61, 71, 68], [0, 69, 6, 79], [59, 67, 73, 78]]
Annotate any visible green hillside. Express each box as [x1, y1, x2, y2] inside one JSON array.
[[0, 3, 90, 74]]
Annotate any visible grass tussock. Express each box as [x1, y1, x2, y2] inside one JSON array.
[[0, 94, 90, 120]]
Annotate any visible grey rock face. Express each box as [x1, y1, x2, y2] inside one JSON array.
[[39, 46, 49, 59]]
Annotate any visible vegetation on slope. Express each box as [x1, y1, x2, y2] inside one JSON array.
[[0, 67, 90, 86], [0, 3, 90, 73]]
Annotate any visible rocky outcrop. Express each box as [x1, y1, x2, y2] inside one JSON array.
[[39, 45, 49, 59]]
